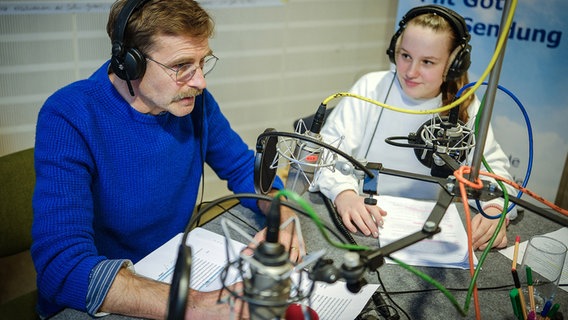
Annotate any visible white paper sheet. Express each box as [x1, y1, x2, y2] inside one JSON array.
[[377, 195, 478, 269], [134, 227, 379, 319]]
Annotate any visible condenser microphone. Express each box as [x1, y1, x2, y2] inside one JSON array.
[[286, 104, 327, 195], [245, 197, 293, 319], [409, 106, 475, 178]]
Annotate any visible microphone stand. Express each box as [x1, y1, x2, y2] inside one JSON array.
[[469, 0, 512, 182]]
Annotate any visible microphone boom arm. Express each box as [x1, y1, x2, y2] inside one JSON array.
[[256, 130, 375, 179]]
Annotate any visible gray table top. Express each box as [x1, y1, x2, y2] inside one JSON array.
[[52, 192, 567, 320]]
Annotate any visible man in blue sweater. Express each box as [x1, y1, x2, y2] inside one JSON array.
[[31, 0, 300, 318]]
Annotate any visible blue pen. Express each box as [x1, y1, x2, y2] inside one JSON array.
[[541, 300, 552, 317], [545, 303, 560, 320]]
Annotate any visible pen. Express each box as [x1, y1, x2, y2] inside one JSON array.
[[510, 288, 523, 320], [544, 303, 559, 320], [512, 235, 521, 270], [527, 310, 536, 320], [512, 269, 528, 320], [526, 265, 535, 312], [541, 300, 552, 318]]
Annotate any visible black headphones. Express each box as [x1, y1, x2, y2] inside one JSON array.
[[386, 5, 471, 80], [110, 0, 152, 90]]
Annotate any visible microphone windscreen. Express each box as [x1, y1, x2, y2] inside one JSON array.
[[285, 303, 319, 320], [254, 128, 278, 195]]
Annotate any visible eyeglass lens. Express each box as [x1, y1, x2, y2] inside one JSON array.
[[176, 55, 218, 83]]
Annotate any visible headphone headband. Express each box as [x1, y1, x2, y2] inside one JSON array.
[[398, 5, 470, 45], [112, 0, 151, 57]]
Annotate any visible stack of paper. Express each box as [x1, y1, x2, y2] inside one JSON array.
[[377, 195, 478, 269], [134, 227, 379, 319]]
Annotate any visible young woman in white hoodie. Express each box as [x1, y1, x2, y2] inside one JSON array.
[[316, 5, 516, 250]]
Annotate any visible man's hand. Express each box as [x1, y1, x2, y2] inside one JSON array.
[[334, 190, 387, 238], [256, 192, 305, 262], [276, 204, 303, 262], [187, 282, 249, 319]]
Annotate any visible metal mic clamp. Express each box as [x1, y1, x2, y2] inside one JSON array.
[[309, 258, 340, 284], [286, 130, 323, 195], [364, 196, 377, 206], [341, 252, 368, 294]]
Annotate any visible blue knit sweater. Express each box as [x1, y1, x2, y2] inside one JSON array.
[[31, 61, 280, 316]]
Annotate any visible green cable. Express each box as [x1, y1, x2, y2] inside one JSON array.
[[390, 256, 468, 316], [275, 189, 370, 251]]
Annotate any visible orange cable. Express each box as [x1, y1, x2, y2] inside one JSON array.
[[454, 166, 568, 216], [459, 179, 481, 320]]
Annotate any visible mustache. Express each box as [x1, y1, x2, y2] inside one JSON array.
[[172, 89, 202, 102]]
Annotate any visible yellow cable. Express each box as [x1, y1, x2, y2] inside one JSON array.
[[322, 0, 518, 115]]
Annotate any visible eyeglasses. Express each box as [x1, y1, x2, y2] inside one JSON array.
[[146, 54, 219, 84]]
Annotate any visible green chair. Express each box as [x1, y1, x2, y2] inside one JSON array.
[[0, 148, 38, 319]]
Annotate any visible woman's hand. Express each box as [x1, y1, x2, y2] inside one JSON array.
[[334, 190, 387, 238], [471, 207, 507, 250]]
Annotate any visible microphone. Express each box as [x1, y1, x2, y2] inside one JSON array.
[[244, 197, 293, 319], [286, 104, 327, 195], [409, 108, 475, 178]]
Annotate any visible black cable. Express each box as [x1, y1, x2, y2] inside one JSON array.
[[225, 207, 260, 233], [364, 70, 396, 159], [187, 193, 348, 249], [319, 191, 357, 245], [372, 290, 397, 320], [384, 283, 518, 295], [318, 193, 403, 320], [196, 96, 206, 224], [374, 271, 407, 320], [384, 136, 431, 150]]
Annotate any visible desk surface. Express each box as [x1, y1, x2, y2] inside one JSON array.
[[53, 192, 567, 320]]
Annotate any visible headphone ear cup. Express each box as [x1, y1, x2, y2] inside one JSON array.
[[445, 44, 471, 80], [386, 29, 402, 64], [111, 47, 147, 81]]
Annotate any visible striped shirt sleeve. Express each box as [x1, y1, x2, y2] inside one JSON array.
[[86, 259, 133, 317]]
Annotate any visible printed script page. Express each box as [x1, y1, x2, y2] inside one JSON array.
[[134, 227, 379, 319], [377, 195, 478, 269]]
